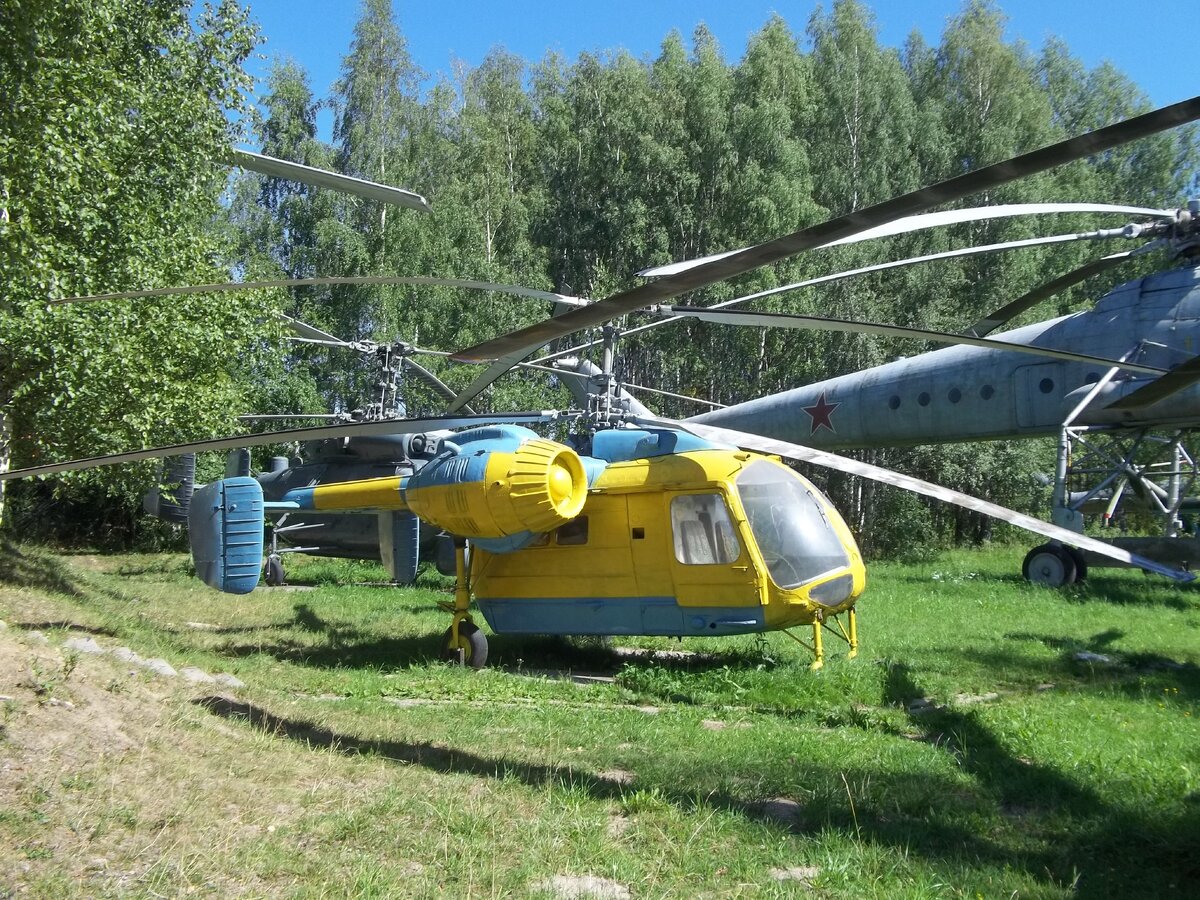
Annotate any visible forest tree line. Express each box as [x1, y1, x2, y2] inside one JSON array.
[[2, 0, 1197, 555]]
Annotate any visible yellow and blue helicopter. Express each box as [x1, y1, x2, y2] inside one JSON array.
[[8, 97, 1200, 668]]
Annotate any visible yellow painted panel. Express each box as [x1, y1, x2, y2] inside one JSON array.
[[310, 477, 407, 511]]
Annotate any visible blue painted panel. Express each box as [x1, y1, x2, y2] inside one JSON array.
[[477, 596, 764, 637], [386, 511, 420, 584], [189, 477, 265, 594], [472, 531, 539, 554], [591, 428, 725, 463]]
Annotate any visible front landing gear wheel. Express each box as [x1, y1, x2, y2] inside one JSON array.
[[442, 621, 488, 669], [1022, 544, 1078, 587]]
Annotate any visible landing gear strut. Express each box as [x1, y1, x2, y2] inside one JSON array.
[[781, 607, 859, 670], [438, 538, 488, 668]]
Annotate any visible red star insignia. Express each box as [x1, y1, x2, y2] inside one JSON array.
[[802, 391, 839, 435]]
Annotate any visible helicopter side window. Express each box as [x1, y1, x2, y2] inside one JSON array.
[[670, 494, 740, 565], [556, 516, 588, 546]]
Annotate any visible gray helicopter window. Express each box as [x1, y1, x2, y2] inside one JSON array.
[[949, 388, 962, 404], [888, 396, 901, 410], [1039, 377, 1055, 394], [736, 461, 850, 589], [981, 385, 995, 400], [670, 494, 739, 565]]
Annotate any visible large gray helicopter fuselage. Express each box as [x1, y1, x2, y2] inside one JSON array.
[[691, 264, 1200, 448]]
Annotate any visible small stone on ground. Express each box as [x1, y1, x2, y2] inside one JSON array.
[[180, 667, 216, 684], [537, 874, 631, 899], [214, 673, 245, 688], [770, 865, 819, 883], [143, 658, 178, 677], [64, 637, 104, 655]]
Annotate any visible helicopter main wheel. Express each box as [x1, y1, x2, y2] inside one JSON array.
[[442, 621, 488, 669], [1065, 547, 1088, 582], [265, 555, 285, 587], [1022, 544, 1077, 587]]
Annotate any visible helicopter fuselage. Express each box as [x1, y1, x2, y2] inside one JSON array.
[[471, 434, 865, 637], [692, 264, 1200, 447]]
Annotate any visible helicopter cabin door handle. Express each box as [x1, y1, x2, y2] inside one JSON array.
[[731, 564, 750, 572]]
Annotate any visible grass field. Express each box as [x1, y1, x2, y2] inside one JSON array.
[[0, 540, 1197, 898]]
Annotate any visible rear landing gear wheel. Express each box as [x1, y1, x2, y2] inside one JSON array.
[[1022, 544, 1077, 587], [265, 555, 285, 586], [1065, 547, 1088, 582], [442, 621, 488, 669]]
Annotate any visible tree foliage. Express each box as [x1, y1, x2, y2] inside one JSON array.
[[0, 0, 264, 536]]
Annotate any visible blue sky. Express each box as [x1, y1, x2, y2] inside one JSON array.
[[240, 0, 1192, 137]]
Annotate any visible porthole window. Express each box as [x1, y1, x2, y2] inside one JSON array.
[[948, 388, 962, 404], [1084, 372, 1100, 384], [918, 392, 931, 407], [1039, 377, 1055, 394], [888, 396, 901, 410], [981, 385, 995, 400]]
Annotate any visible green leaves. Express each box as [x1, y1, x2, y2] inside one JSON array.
[[1, 0, 264, 534]]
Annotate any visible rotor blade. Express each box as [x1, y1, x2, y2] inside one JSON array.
[[280, 314, 353, 347], [532, 227, 1156, 367], [53, 276, 589, 307], [230, 149, 431, 212], [964, 252, 1136, 337], [401, 358, 477, 415], [237, 414, 343, 421], [537, 230, 1140, 368], [0, 412, 563, 482], [620, 382, 726, 409], [636, 203, 1169, 277], [669, 306, 1165, 375], [1106, 355, 1200, 410], [453, 96, 1200, 370], [446, 353, 527, 412], [637, 417, 1193, 583]]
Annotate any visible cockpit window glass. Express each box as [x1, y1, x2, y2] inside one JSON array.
[[736, 460, 850, 588], [670, 493, 740, 565]]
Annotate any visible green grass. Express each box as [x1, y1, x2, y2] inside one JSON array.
[[1, 541, 1197, 897]]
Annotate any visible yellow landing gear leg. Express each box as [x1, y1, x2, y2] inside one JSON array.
[[810, 619, 825, 671], [781, 607, 860, 671], [437, 539, 488, 668], [780, 618, 825, 671]]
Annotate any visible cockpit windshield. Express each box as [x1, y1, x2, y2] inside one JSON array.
[[736, 460, 850, 589]]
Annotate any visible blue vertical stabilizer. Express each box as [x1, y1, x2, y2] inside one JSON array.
[[380, 511, 420, 584], [189, 477, 265, 594]]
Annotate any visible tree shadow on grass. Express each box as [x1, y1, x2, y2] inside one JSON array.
[[195, 686, 1199, 898], [882, 661, 1200, 898], [0, 540, 88, 598], [993, 629, 1200, 702], [192, 694, 996, 852]]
